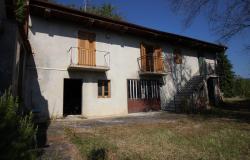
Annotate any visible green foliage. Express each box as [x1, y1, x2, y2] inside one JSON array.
[[233, 76, 250, 98], [180, 97, 193, 113], [0, 91, 37, 160], [65, 128, 117, 160], [15, 0, 26, 23], [48, 1, 123, 20], [216, 52, 235, 97], [216, 52, 250, 98], [83, 3, 123, 20]]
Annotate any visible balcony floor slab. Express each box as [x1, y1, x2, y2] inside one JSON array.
[[68, 64, 110, 72], [138, 71, 168, 76]]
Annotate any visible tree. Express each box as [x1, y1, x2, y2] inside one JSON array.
[[82, 3, 123, 20], [216, 52, 235, 97], [170, 0, 250, 46], [233, 76, 250, 97], [15, 0, 26, 23], [41, 0, 123, 20]]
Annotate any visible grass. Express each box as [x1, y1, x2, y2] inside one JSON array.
[[62, 97, 250, 160], [65, 116, 250, 160]]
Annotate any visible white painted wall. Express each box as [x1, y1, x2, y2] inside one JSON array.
[[26, 16, 217, 119]]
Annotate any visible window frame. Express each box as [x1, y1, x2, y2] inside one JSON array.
[[98, 80, 111, 98], [173, 48, 182, 64]]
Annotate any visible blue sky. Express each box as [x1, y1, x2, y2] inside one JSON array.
[[58, 0, 250, 78]]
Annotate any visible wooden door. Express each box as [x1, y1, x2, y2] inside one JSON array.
[[154, 48, 163, 72], [78, 31, 96, 66]]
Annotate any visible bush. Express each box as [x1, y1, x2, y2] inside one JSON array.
[[232, 76, 250, 98], [0, 91, 37, 160], [180, 97, 193, 113], [15, 0, 26, 23]]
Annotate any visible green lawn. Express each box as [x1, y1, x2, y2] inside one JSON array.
[[65, 115, 250, 160]]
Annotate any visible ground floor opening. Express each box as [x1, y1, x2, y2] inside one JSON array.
[[207, 77, 218, 106], [63, 79, 82, 116], [127, 79, 161, 113]]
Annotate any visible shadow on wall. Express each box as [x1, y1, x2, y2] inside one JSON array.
[[68, 71, 108, 82], [161, 53, 194, 108], [172, 53, 194, 92], [25, 53, 49, 147]]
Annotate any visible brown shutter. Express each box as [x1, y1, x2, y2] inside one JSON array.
[[78, 31, 83, 65], [140, 43, 146, 71], [88, 33, 96, 66], [78, 31, 96, 66], [154, 47, 163, 72]]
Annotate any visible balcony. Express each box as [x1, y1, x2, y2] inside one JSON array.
[[137, 55, 168, 76], [68, 47, 110, 72]]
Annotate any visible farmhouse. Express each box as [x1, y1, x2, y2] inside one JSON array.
[[14, 0, 227, 119]]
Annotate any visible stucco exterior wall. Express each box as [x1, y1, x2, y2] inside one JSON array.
[[26, 16, 216, 119]]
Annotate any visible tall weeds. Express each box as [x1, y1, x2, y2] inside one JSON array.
[[0, 91, 37, 160]]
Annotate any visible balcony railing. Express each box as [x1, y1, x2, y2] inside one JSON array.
[[68, 47, 110, 72], [137, 55, 168, 75]]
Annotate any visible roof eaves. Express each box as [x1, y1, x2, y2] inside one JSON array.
[[29, 0, 227, 52]]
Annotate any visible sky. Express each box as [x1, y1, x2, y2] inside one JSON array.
[[57, 0, 250, 78]]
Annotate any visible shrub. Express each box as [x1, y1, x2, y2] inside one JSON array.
[[0, 91, 37, 160], [180, 97, 193, 113], [15, 0, 26, 23]]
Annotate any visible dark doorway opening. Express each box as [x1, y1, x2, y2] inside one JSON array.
[[145, 44, 154, 71], [207, 78, 216, 106], [63, 79, 82, 116]]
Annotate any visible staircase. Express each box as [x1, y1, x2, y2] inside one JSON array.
[[166, 75, 206, 111]]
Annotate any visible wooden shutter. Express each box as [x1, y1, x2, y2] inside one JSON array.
[[88, 33, 96, 66], [140, 43, 146, 71], [78, 31, 96, 66], [154, 48, 163, 72], [78, 31, 86, 65]]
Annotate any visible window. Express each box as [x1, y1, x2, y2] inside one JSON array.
[[174, 49, 182, 64], [127, 79, 160, 100], [98, 80, 111, 98]]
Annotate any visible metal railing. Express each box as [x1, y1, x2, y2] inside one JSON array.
[[68, 47, 110, 68], [137, 55, 168, 73]]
